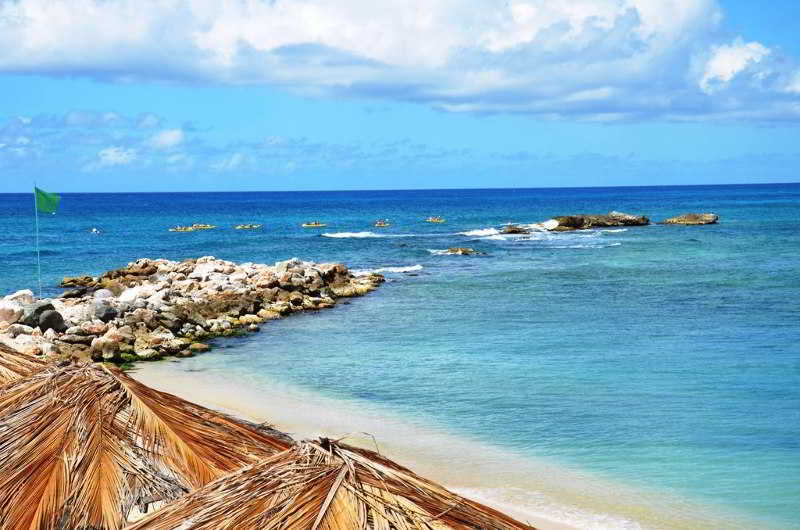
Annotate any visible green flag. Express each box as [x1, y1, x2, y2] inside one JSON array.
[[35, 187, 60, 214]]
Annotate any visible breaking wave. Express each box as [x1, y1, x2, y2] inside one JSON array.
[[322, 231, 383, 238], [460, 228, 500, 237], [353, 264, 424, 276]]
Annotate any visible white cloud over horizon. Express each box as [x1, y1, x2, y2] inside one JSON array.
[[1, 0, 798, 121], [149, 128, 184, 150], [89, 146, 138, 170]]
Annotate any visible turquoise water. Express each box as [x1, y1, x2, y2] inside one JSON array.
[[1, 185, 799, 528]]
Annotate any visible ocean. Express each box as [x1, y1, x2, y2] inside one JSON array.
[[1, 184, 798, 529]]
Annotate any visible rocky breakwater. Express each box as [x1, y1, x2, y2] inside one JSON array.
[[549, 211, 650, 231], [0, 257, 383, 363]]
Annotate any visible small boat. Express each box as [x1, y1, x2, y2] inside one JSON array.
[[235, 224, 262, 230], [302, 221, 327, 228], [373, 219, 391, 228], [168, 223, 217, 232], [425, 216, 445, 223]]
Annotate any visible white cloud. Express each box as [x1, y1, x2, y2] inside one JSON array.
[[786, 71, 800, 94], [0, 0, 797, 120], [138, 113, 161, 128], [149, 128, 184, 149], [211, 152, 245, 171], [699, 38, 771, 93], [95, 146, 137, 167]]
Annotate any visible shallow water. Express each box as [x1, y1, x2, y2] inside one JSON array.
[[1, 185, 799, 528]]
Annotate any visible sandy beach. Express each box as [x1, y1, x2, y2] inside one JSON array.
[[132, 360, 759, 530]]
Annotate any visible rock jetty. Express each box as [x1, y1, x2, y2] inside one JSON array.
[[0, 257, 383, 363], [662, 213, 719, 225], [549, 211, 649, 231]]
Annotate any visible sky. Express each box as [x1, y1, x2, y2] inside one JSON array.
[[0, 0, 798, 192]]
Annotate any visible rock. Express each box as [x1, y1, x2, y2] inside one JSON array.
[[62, 287, 90, 298], [161, 338, 191, 354], [133, 326, 174, 352], [5, 289, 35, 305], [125, 308, 157, 328], [90, 336, 120, 361], [189, 342, 211, 353], [662, 213, 719, 225], [61, 275, 95, 287], [248, 323, 260, 332], [0, 299, 24, 324], [445, 247, 485, 255], [103, 325, 134, 344], [551, 211, 649, 231], [57, 303, 95, 325], [239, 314, 262, 324], [157, 311, 182, 331], [93, 288, 114, 299], [43, 328, 57, 340], [38, 310, 66, 333], [81, 321, 108, 336], [20, 301, 55, 327], [58, 334, 94, 345], [65, 326, 85, 335], [8, 324, 34, 337], [289, 292, 304, 306], [94, 302, 118, 323], [501, 224, 529, 234], [136, 348, 160, 360], [257, 308, 282, 320]]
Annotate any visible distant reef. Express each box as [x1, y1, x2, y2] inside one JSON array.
[[549, 211, 650, 231], [661, 213, 719, 225]]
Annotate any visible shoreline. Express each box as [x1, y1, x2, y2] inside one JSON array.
[[130, 361, 763, 530]]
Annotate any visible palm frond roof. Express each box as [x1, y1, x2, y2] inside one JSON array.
[[0, 362, 291, 530], [126, 438, 537, 530]]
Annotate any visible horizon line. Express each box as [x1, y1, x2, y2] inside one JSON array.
[[1, 181, 798, 195]]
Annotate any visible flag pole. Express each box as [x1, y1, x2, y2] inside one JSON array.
[[34, 183, 42, 298]]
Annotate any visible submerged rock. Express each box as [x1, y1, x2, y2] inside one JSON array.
[[501, 224, 529, 234], [445, 247, 485, 255], [662, 213, 719, 225]]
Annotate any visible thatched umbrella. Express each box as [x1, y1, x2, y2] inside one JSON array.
[[0, 362, 292, 530], [0, 342, 47, 385], [126, 438, 536, 530]]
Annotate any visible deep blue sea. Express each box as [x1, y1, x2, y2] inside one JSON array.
[[1, 185, 799, 529]]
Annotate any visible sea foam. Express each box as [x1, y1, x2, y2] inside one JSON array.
[[460, 228, 500, 237], [322, 231, 383, 238], [353, 264, 423, 276]]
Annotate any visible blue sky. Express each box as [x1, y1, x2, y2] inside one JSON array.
[[0, 0, 798, 192]]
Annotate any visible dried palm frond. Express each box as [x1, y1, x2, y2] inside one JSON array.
[[0, 342, 47, 385], [126, 438, 537, 530], [0, 362, 292, 530]]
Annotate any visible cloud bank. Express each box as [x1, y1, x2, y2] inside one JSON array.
[[1, 0, 799, 120], [2, 110, 797, 190]]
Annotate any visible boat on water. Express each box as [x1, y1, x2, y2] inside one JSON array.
[[373, 219, 391, 228], [302, 221, 327, 228], [235, 224, 262, 230], [425, 216, 445, 223], [168, 223, 217, 232]]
